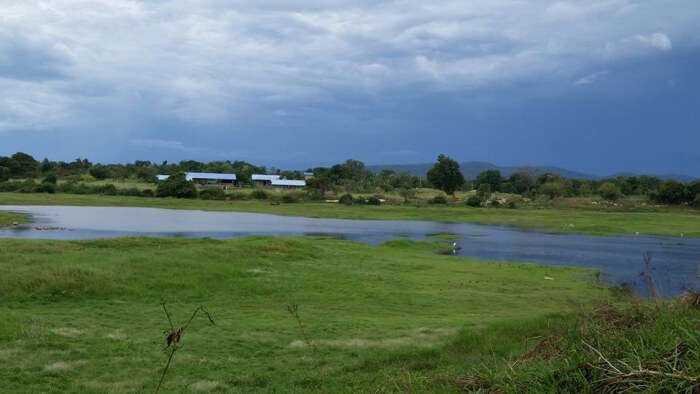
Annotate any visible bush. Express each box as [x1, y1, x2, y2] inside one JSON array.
[[366, 196, 381, 205], [281, 194, 299, 203], [228, 192, 247, 200], [693, 194, 700, 209], [140, 189, 155, 198], [429, 195, 447, 204], [466, 195, 481, 207], [42, 174, 57, 185], [17, 179, 37, 193], [89, 165, 110, 180], [199, 188, 226, 200], [339, 194, 354, 205], [35, 182, 55, 194], [505, 199, 518, 209], [156, 172, 198, 199], [95, 184, 118, 195], [119, 187, 142, 197], [250, 189, 268, 200], [0, 181, 22, 192], [650, 180, 692, 205], [0, 166, 9, 182], [539, 181, 568, 199], [598, 182, 622, 201], [477, 184, 491, 201]]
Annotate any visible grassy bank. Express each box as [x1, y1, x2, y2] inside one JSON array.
[[0, 236, 612, 392], [0, 211, 25, 228], [1, 192, 699, 237]]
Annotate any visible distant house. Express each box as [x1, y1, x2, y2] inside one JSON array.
[[271, 179, 306, 189], [156, 172, 238, 189], [303, 172, 314, 180], [252, 174, 280, 187]]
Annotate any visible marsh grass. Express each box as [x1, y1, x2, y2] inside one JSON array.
[[0, 236, 615, 392]]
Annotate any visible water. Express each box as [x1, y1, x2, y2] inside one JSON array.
[[1, 205, 698, 296]]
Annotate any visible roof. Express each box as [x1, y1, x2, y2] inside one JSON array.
[[303, 172, 314, 176], [271, 179, 306, 187], [252, 174, 281, 181], [186, 172, 237, 181], [156, 172, 237, 181]]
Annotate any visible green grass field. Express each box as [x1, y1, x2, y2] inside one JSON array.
[[1, 192, 698, 237], [0, 236, 614, 393]]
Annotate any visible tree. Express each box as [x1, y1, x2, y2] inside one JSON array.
[[398, 187, 415, 203], [509, 171, 534, 194], [539, 181, 568, 199], [0, 166, 9, 182], [89, 165, 110, 180], [156, 172, 198, 198], [8, 152, 39, 178], [598, 182, 622, 201], [650, 180, 692, 205], [474, 170, 504, 193], [426, 154, 465, 196]]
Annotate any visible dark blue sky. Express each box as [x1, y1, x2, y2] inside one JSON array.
[[1, 1, 699, 177]]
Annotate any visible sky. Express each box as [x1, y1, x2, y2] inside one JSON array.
[[1, 0, 699, 176]]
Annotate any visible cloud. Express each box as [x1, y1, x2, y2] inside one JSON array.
[[0, 0, 696, 133], [637, 32, 672, 51], [574, 70, 609, 85], [130, 139, 186, 151]]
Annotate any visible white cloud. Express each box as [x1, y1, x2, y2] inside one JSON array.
[[0, 1, 696, 132], [637, 32, 672, 51], [574, 70, 609, 86], [130, 139, 186, 151]]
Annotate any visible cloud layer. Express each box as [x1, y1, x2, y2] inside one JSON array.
[[1, 0, 697, 133]]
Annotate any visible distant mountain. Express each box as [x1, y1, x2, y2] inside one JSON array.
[[367, 162, 697, 182]]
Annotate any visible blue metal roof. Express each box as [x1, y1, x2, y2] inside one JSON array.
[[252, 174, 281, 181], [186, 172, 237, 181], [271, 179, 306, 187]]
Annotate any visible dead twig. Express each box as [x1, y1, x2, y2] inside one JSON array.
[[155, 303, 215, 394]]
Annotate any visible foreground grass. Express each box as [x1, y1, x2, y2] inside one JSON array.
[[1, 192, 699, 237], [0, 236, 612, 393], [0, 211, 25, 228]]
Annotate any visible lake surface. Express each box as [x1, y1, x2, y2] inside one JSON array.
[[1, 205, 698, 297]]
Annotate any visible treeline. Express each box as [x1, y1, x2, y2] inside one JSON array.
[[0, 152, 698, 207]]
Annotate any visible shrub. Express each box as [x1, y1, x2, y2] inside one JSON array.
[[0, 166, 9, 182], [354, 196, 366, 205], [119, 187, 142, 197], [693, 194, 700, 209], [89, 165, 110, 180], [199, 188, 226, 200], [156, 172, 198, 199], [466, 195, 481, 207], [250, 189, 268, 200], [598, 182, 622, 201], [339, 193, 354, 205], [17, 179, 37, 193], [95, 184, 118, 195], [228, 192, 247, 200], [35, 182, 55, 194], [366, 196, 381, 205], [0, 181, 22, 192], [140, 189, 155, 198], [505, 199, 518, 209], [429, 195, 447, 204], [42, 174, 58, 185], [539, 181, 568, 199], [281, 194, 299, 203], [650, 180, 692, 205], [477, 184, 491, 201]]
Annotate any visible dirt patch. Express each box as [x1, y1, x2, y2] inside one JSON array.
[[51, 327, 85, 337], [189, 380, 222, 392], [44, 360, 87, 372]]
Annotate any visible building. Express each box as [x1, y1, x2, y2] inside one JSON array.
[[303, 171, 314, 180], [251, 174, 280, 187], [156, 172, 238, 189], [271, 179, 306, 189]]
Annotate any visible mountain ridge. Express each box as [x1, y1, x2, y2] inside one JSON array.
[[367, 161, 697, 182]]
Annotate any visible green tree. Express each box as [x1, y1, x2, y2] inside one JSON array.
[[89, 165, 110, 180], [474, 170, 504, 193], [650, 180, 692, 205], [539, 181, 568, 199], [0, 166, 9, 182], [598, 182, 622, 201], [156, 172, 198, 198], [509, 171, 534, 194], [8, 152, 39, 178], [426, 154, 465, 196]]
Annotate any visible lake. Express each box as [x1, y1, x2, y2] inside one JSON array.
[[1, 205, 698, 297]]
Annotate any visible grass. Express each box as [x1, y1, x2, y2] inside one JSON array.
[[0, 211, 26, 228], [1, 192, 699, 237], [0, 236, 615, 393]]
